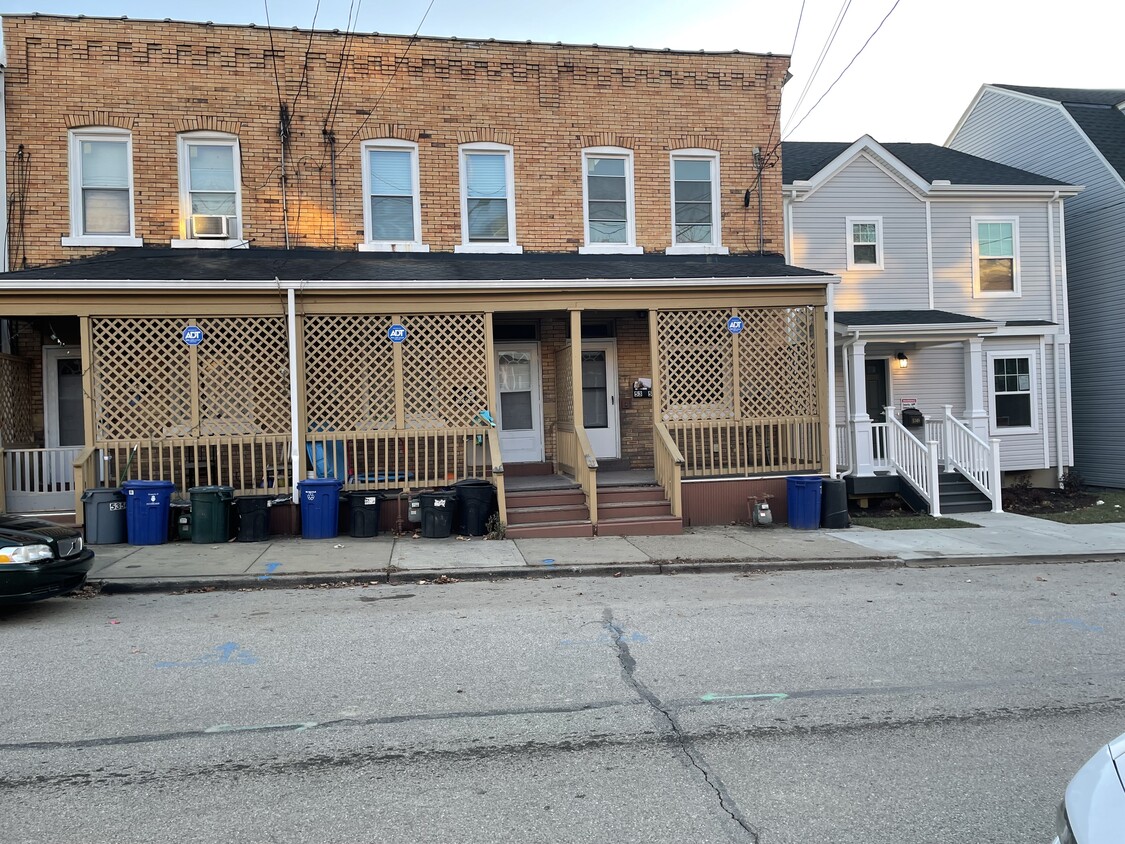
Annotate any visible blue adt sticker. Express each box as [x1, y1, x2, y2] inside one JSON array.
[[387, 324, 408, 343], [182, 325, 204, 345], [727, 315, 744, 334]]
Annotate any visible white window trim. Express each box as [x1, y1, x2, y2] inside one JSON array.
[[63, 127, 143, 248], [845, 215, 884, 270], [665, 148, 728, 256], [987, 350, 1039, 435], [172, 131, 245, 249], [455, 142, 521, 254], [971, 216, 1021, 298], [579, 146, 642, 255], [358, 138, 428, 253]]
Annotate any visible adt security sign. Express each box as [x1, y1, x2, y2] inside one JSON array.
[[727, 315, 744, 334], [387, 323, 408, 343], [182, 325, 204, 346]]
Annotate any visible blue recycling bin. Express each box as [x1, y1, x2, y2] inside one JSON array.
[[298, 478, 344, 539], [786, 476, 823, 530], [122, 480, 177, 545]]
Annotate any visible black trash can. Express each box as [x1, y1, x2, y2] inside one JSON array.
[[345, 491, 383, 538], [453, 479, 496, 536], [235, 495, 273, 542], [419, 490, 457, 538], [82, 487, 127, 544], [820, 478, 850, 529]]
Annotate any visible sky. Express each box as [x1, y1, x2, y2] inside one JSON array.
[[5, 1, 1123, 144]]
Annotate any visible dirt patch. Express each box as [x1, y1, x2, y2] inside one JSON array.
[[1002, 485, 1095, 515]]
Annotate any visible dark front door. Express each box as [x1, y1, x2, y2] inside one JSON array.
[[865, 359, 888, 462]]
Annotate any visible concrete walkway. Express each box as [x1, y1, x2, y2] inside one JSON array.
[[86, 510, 1125, 593]]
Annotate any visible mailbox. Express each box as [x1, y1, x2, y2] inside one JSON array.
[[901, 407, 925, 429]]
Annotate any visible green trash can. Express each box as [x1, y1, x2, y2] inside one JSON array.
[[189, 485, 235, 543]]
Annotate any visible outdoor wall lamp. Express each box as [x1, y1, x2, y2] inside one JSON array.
[[896, 352, 908, 369]]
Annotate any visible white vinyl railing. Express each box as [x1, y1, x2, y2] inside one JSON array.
[[3, 445, 84, 512], [883, 407, 941, 516], [940, 404, 1002, 512]]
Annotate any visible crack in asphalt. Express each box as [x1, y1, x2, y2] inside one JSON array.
[[601, 607, 761, 844]]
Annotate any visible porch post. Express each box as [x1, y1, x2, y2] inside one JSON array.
[[570, 309, 584, 425], [964, 338, 989, 440], [848, 340, 876, 476], [286, 289, 302, 490]]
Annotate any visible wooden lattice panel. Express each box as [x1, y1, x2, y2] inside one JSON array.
[[737, 307, 818, 418], [304, 315, 396, 431], [656, 309, 735, 421], [197, 317, 291, 434], [91, 318, 191, 440], [0, 354, 34, 446], [555, 345, 574, 428], [400, 314, 488, 428]]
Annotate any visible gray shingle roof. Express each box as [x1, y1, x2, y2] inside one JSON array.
[[783, 141, 1066, 187], [835, 310, 995, 327], [0, 248, 830, 282], [992, 85, 1125, 184]]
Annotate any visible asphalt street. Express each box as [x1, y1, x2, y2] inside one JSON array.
[[3, 562, 1123, 843]]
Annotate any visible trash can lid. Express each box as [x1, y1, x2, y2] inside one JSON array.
[[345, 489, 382, 499], [122, 479, 176, 489], [189, 485, 235, 493], [298, 477, 345, 488], [453, 478, 494, 487]]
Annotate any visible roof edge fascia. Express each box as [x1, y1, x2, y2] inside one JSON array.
[[787, 136, 936, 201]]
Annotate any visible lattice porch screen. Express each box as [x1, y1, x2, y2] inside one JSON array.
[[655, 306, 820, 420], [90, 317, 291, 440], [303, 313, 489, 431], [0, 353, 34, 446]]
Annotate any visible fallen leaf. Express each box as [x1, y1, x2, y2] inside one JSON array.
[[613, 571, 622, 578], [108, 619, 120, 625], [1036, 576, 1047, 582]]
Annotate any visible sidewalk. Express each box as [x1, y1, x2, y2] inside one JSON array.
[[87, 510, 1125, 593]]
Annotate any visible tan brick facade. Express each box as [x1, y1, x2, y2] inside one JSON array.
[[2, 15, 788, 268]]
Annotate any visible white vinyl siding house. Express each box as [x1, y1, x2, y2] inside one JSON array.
[[785, 136, 1078, 495], [948, 85, 1125, 488]]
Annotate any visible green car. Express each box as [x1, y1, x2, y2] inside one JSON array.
[[0, 514, 94, 604]]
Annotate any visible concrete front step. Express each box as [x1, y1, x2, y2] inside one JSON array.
[[505, 520, 595, 539], [596, 500, 674, 520], [506, 503, 590, 525], [595, 515, 683, 536]]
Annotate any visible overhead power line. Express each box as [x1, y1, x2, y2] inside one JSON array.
[[782, 0, 854, 138]]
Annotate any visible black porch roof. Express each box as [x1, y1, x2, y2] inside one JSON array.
[[0, 248, 830, 282], [835, 310, 995, 327]]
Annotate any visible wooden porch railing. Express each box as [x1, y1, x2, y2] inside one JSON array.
[[883, 409, 941, 516], [653, 422, 684, 518], [666, 416, 822, 477], [557, 425, 599, 526], [940, 405, 1002, 512]]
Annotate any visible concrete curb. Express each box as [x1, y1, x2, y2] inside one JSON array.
[[93, 555, 902, 594]]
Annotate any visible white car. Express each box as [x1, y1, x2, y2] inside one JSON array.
[[1054, 731, 1125, 843]]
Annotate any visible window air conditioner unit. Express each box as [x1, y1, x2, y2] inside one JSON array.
[[191, 214, 231, 238]]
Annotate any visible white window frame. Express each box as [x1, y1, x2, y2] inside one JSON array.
[[172, 131, 246, 249], [358, 139, 427, 253], [63, 127, 143, 248], [456, 142, 521, 254], [987, 350, 1039, 435], [666, 148, 727, 255], [971, 216, 1021, 297], [579, 146, 641, 255], [845, 216, 884, 270]]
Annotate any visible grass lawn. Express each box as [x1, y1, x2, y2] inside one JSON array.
[[1020, 488, 1125, 524], [849, 513, 980, 530]]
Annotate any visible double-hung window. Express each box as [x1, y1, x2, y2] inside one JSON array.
[[457, 143, 520, 253], [64, 128, 142, 247], [580, 147, 640, 254], [972, 217, 1020, 296], [360, 140, 426, 252], [846, 216, 883, 269], [174, 132, 243, 247], [667, 149, 727, 255], [990, 353, 1037, 432]]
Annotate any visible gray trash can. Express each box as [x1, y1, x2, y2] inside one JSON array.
[[82, 487, 128, 544]]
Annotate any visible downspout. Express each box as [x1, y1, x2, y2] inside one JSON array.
[[287, 287, 301, 489], [1047, 191, 1064, 485], [1057, 197, 1074, 469], [826, 280, 837, 478], [925, 199, 934, 310]]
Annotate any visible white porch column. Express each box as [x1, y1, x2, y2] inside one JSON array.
[[848, 340, 876, 476], [963, 338, 989, 440]]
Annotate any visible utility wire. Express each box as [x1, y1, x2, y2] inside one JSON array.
[[323, 0, 361, 135], [262, 0, 285, 109], [758, 0, 809, 172], [782, 0, 853, 138], [289, 0, 323, 115], [338, 0, 438, 155], [784, 0, 905, 140]]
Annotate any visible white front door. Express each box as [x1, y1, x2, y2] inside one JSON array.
[[581, 340, 619, 460], [495, 343, 544, 463]]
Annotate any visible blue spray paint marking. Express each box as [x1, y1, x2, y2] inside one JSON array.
[[258, 562, 282, 581], [561, 631, 649, 647], [700, 692, 789, 703], [1029, 617, 1103, 633], [155, 642, 259, 668], [542, 558, 556, 567]]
